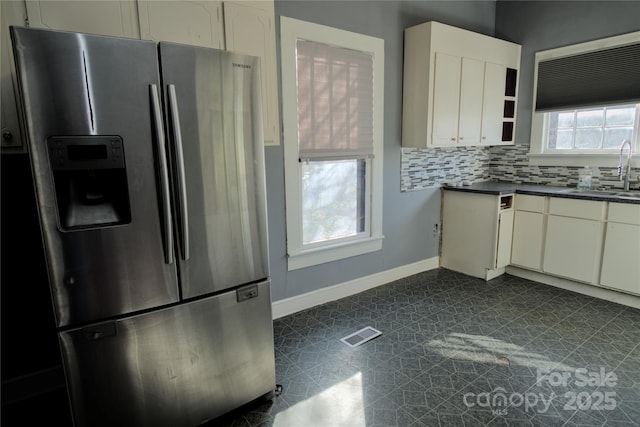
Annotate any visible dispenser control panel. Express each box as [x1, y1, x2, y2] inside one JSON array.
[[48, 136, 125, 171]]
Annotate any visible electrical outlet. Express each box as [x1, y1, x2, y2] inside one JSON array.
[[432, 223, 439, 238]]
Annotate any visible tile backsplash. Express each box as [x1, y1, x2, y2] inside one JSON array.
[[400, 144, 639, 192], [401, 146, 491, 191]]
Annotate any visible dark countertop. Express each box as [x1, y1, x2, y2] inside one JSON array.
[[442, 181, 640, 204]]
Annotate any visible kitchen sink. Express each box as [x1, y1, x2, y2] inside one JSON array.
[[614, 191, 640, 199], [562, 189, 640, 199]]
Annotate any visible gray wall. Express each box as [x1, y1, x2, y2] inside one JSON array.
[[495, 1, 640, 144], [267, 1, 496, 302]]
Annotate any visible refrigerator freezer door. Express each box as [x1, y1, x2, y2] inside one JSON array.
[[59, 281, 276, 427], [11, 27, 179, 327], [159, 43, 269, 299]]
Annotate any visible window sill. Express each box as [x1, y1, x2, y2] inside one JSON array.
[[528, 153, 640, 168], [287, 235, 384, 271]]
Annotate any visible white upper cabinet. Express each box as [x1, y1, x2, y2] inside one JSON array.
[[480, 62, 507, 144], [137, 0, 224, 49], [1, 1, 27, 152], [224, 1, 280, 145], [432, 53, 461, 146], [458, 57, 484, 146], [402, 21, 521, 148], [24, 0, 140, 38], [432, 54, 484, 146], [2, 0, 279, 150]]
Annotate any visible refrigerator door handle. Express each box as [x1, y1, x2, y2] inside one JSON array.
[[167, 84, 190, 261], [150, 84, 174, 265]]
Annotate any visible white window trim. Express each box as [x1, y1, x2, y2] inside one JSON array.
[[529, 31, 640, 167], [280, 17, 384, 271]]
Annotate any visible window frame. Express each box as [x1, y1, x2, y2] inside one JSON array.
[[529, 31, 640, 167], [280, 17, 384, 271]]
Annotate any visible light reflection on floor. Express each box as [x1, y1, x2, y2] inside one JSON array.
[[426, 332, 575, 372], [273, 372, 366, 427]]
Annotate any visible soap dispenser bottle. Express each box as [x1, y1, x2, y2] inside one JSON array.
[[577, 166, 593, 190]]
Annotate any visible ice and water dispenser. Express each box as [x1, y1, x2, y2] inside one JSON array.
[[47, 136, 131, 230]]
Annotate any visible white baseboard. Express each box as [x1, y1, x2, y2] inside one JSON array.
[[506, 266, 640, 309], [272, 257, 440, 319], [485, 267, 506, 281]]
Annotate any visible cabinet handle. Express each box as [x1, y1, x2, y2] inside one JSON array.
[[482, 136, 487, 140], [451, 137, 456, 141], [459, 137, 464, 141]]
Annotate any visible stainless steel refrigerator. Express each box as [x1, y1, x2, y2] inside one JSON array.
[[10, 26, 275, 426]]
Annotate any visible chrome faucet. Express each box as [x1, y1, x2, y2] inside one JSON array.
[[618, 139, 633, 191]]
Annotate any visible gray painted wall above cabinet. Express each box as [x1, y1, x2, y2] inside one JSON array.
[[495, 1, 640, 144]]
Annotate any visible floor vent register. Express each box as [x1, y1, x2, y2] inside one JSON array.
[[340, 326, 382, 347]]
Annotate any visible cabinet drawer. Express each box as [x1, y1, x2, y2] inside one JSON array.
[[608, 202, 640, 225], [515, 194, 545, 212], [548, 197, 605, 220]]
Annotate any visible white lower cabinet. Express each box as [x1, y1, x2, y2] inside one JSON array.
[[543, 215, 604, 284], [511, 210, 544, 270], [600, 203, 640, 295], [441, 190, 513, 280], [600, 223, 640, 295], [445, 190, 639, 297], [511, 196, 639, 295], [496, 209, 514, 269], [541, 197, 605, 285]]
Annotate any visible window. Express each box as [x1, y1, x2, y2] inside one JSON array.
[[546, 104, 639, 151], [280, 17, 384, 270], [301, 159, 367, 245], [529, 31, 640, 167]]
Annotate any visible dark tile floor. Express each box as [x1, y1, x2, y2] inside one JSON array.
[[217, 268, 640, 427]]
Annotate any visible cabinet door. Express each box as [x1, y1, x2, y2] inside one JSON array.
[[441, 191, 500, 279], [600, 223, 640, 295], [137, 0, 224, 49], [25, 0, 139, 38], [432, 52, 461, 146], [481, 62, 506, 144], [457, 57, 484, 146], [496, 209, 514, 269], [543, 215, 604, 284], [224, 1, 280, 145], [1, 1, 26, 152], [511, 211, 544, 270]]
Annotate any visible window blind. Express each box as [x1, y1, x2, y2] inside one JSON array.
[[296, 39, 374, 161], [535, 42, 640, 112]]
